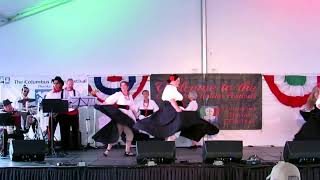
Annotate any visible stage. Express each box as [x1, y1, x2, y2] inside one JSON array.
[[0, 146, 319, 180]]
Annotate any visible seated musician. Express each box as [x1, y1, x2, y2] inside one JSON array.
[[2, 99, 23, 132], [14, 85, 33, 111], [13, 85, 37, 132], [137, 90, 159, 120], [0, 99, 24, 156]]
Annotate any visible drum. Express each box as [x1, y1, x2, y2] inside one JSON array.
[[25, 115, 37, 130], [28, 106, 38, 115]]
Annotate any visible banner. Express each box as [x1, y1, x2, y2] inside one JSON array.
[[0, 75, 88, 104], [150, 74, 262, 130]]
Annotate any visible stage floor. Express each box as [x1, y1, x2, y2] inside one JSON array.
[[0, 146, 283, 167], [2, 146, 320, 180]]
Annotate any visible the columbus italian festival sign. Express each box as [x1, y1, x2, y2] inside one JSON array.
[[150, 74, 262, 130], [0, 75, 88, 104]]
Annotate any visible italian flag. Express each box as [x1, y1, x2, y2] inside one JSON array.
[[264, 75, 320, 107]]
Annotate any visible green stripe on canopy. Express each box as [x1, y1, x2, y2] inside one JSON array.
[[284, 75, 306, 86]]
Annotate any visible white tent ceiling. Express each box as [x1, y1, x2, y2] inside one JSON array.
[[0, 0, 71, 26]]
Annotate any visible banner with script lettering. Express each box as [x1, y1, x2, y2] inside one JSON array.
[[150, 74, 262, 130]]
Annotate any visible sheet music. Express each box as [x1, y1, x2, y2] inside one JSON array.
[[68, 96, 97, 108]]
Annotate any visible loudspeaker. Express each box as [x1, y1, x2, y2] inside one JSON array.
[[9, 140, 46, 161], [136, 141, 175, 164], [283, 141, 320, 163], [203, 141, 243, 163]]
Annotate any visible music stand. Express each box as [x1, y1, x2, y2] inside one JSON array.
[[42, 99, 68, 156], [68, 96, 96, 149]]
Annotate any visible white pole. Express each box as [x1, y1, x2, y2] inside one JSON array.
[[201, 0, 207, 74]]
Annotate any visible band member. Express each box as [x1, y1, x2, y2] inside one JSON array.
[[2, 99, 23, 131], [64, 78, 81, 149], [13, 85, 38, 132], [134, 74, 219, 142], [137, 90, 159, 120], [1, 99, 24, 156], [45, 76, 71, 151], [92, 81, 137, 157], [14, 85, 33, 111]]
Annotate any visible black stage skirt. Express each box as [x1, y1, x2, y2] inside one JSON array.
[[134, 101, 219, 142], [92, 105, 150, 144], [294, 107, 320, 140]]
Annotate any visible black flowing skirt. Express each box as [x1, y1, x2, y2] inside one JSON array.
[[294, 107, 320, 141], [92, 105, 149, 144], [133, 101, 219, 142]]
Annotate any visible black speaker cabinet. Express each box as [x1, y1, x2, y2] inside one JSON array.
[[283, 141, 320, 163], [9, 140, 46, 161], [203, 141, 243, 163], [136, 141, 175, 164]]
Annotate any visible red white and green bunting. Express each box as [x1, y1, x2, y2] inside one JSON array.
[[264, 75, 320, 107]]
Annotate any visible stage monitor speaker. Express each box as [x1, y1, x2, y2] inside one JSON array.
[[203, 140, 243, 163], [283, 141, 320, 164], [136, 141, 175, 164], [9, 140, 46, 161]]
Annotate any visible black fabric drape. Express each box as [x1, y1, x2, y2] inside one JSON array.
[[2, 164, 320, 180], [92, 105, 150, 144]]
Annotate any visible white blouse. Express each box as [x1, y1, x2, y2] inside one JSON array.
[[184, 100, 198, 111], [161, 85, 183, 101], [137, 99, 159, 119], [45, 89, 80, 112], [104, 91, 137, 121]]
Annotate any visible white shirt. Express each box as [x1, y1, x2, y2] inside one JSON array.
[[65, 89, 80, 98], [184, 100, 198, 111], [45, 89, 76, 112], [161, 85, 183, 101], [45, 89, 79, 99], [104, 91, 137, 121], [137, 99, 159, 119], [14, 96, 35, 111], [316, 98, 320, 109], [64, 88, 80, 111], [45, 90, 65, 99]]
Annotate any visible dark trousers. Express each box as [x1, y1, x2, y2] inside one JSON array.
[[68, 113, 80, 149], [48, 113, 79, 150]]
